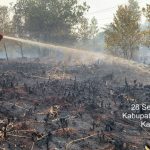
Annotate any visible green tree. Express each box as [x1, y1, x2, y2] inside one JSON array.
[[74, 17, 99, 46], [13, 0, 89, 44], [89, 17, 99, 39], [143, 4, 150, 22], [89, 17, 99, 50], [0, 6, 11, 34], [74, 17, 90, 42], [142, 4, 150, 47], [128, 0, 141, 20], [104, 0, 141, 59]]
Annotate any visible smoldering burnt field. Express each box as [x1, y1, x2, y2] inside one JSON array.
[[0, 58, 150, 150]]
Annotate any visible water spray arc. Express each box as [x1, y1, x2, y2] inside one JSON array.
[[3, 35, 150, 75], [4, 35, 102, 64], [4, 36, 86, 54]]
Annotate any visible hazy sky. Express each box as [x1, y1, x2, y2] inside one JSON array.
[[0, 0, 149, 30]]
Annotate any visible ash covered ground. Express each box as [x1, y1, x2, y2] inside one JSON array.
[[0, 57, 150, 150]]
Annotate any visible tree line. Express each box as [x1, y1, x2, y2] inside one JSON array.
[[0, 0, 99, 45], [0, 0, 149, 59]]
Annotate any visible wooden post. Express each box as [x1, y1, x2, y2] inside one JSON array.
[[3, 42, 8, 61], [20, 43, 24, 58], [17, 42, 24, 58]]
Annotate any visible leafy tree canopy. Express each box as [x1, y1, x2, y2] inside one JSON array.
[[13, 0, 90, 43]]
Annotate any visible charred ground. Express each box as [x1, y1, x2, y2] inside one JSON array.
[[0, 58, 150, 150]]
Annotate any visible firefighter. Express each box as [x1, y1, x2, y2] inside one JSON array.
[[0, 34, 3, 41]]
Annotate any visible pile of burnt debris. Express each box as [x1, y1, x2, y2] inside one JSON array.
[[0, 60, 150, 150]]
